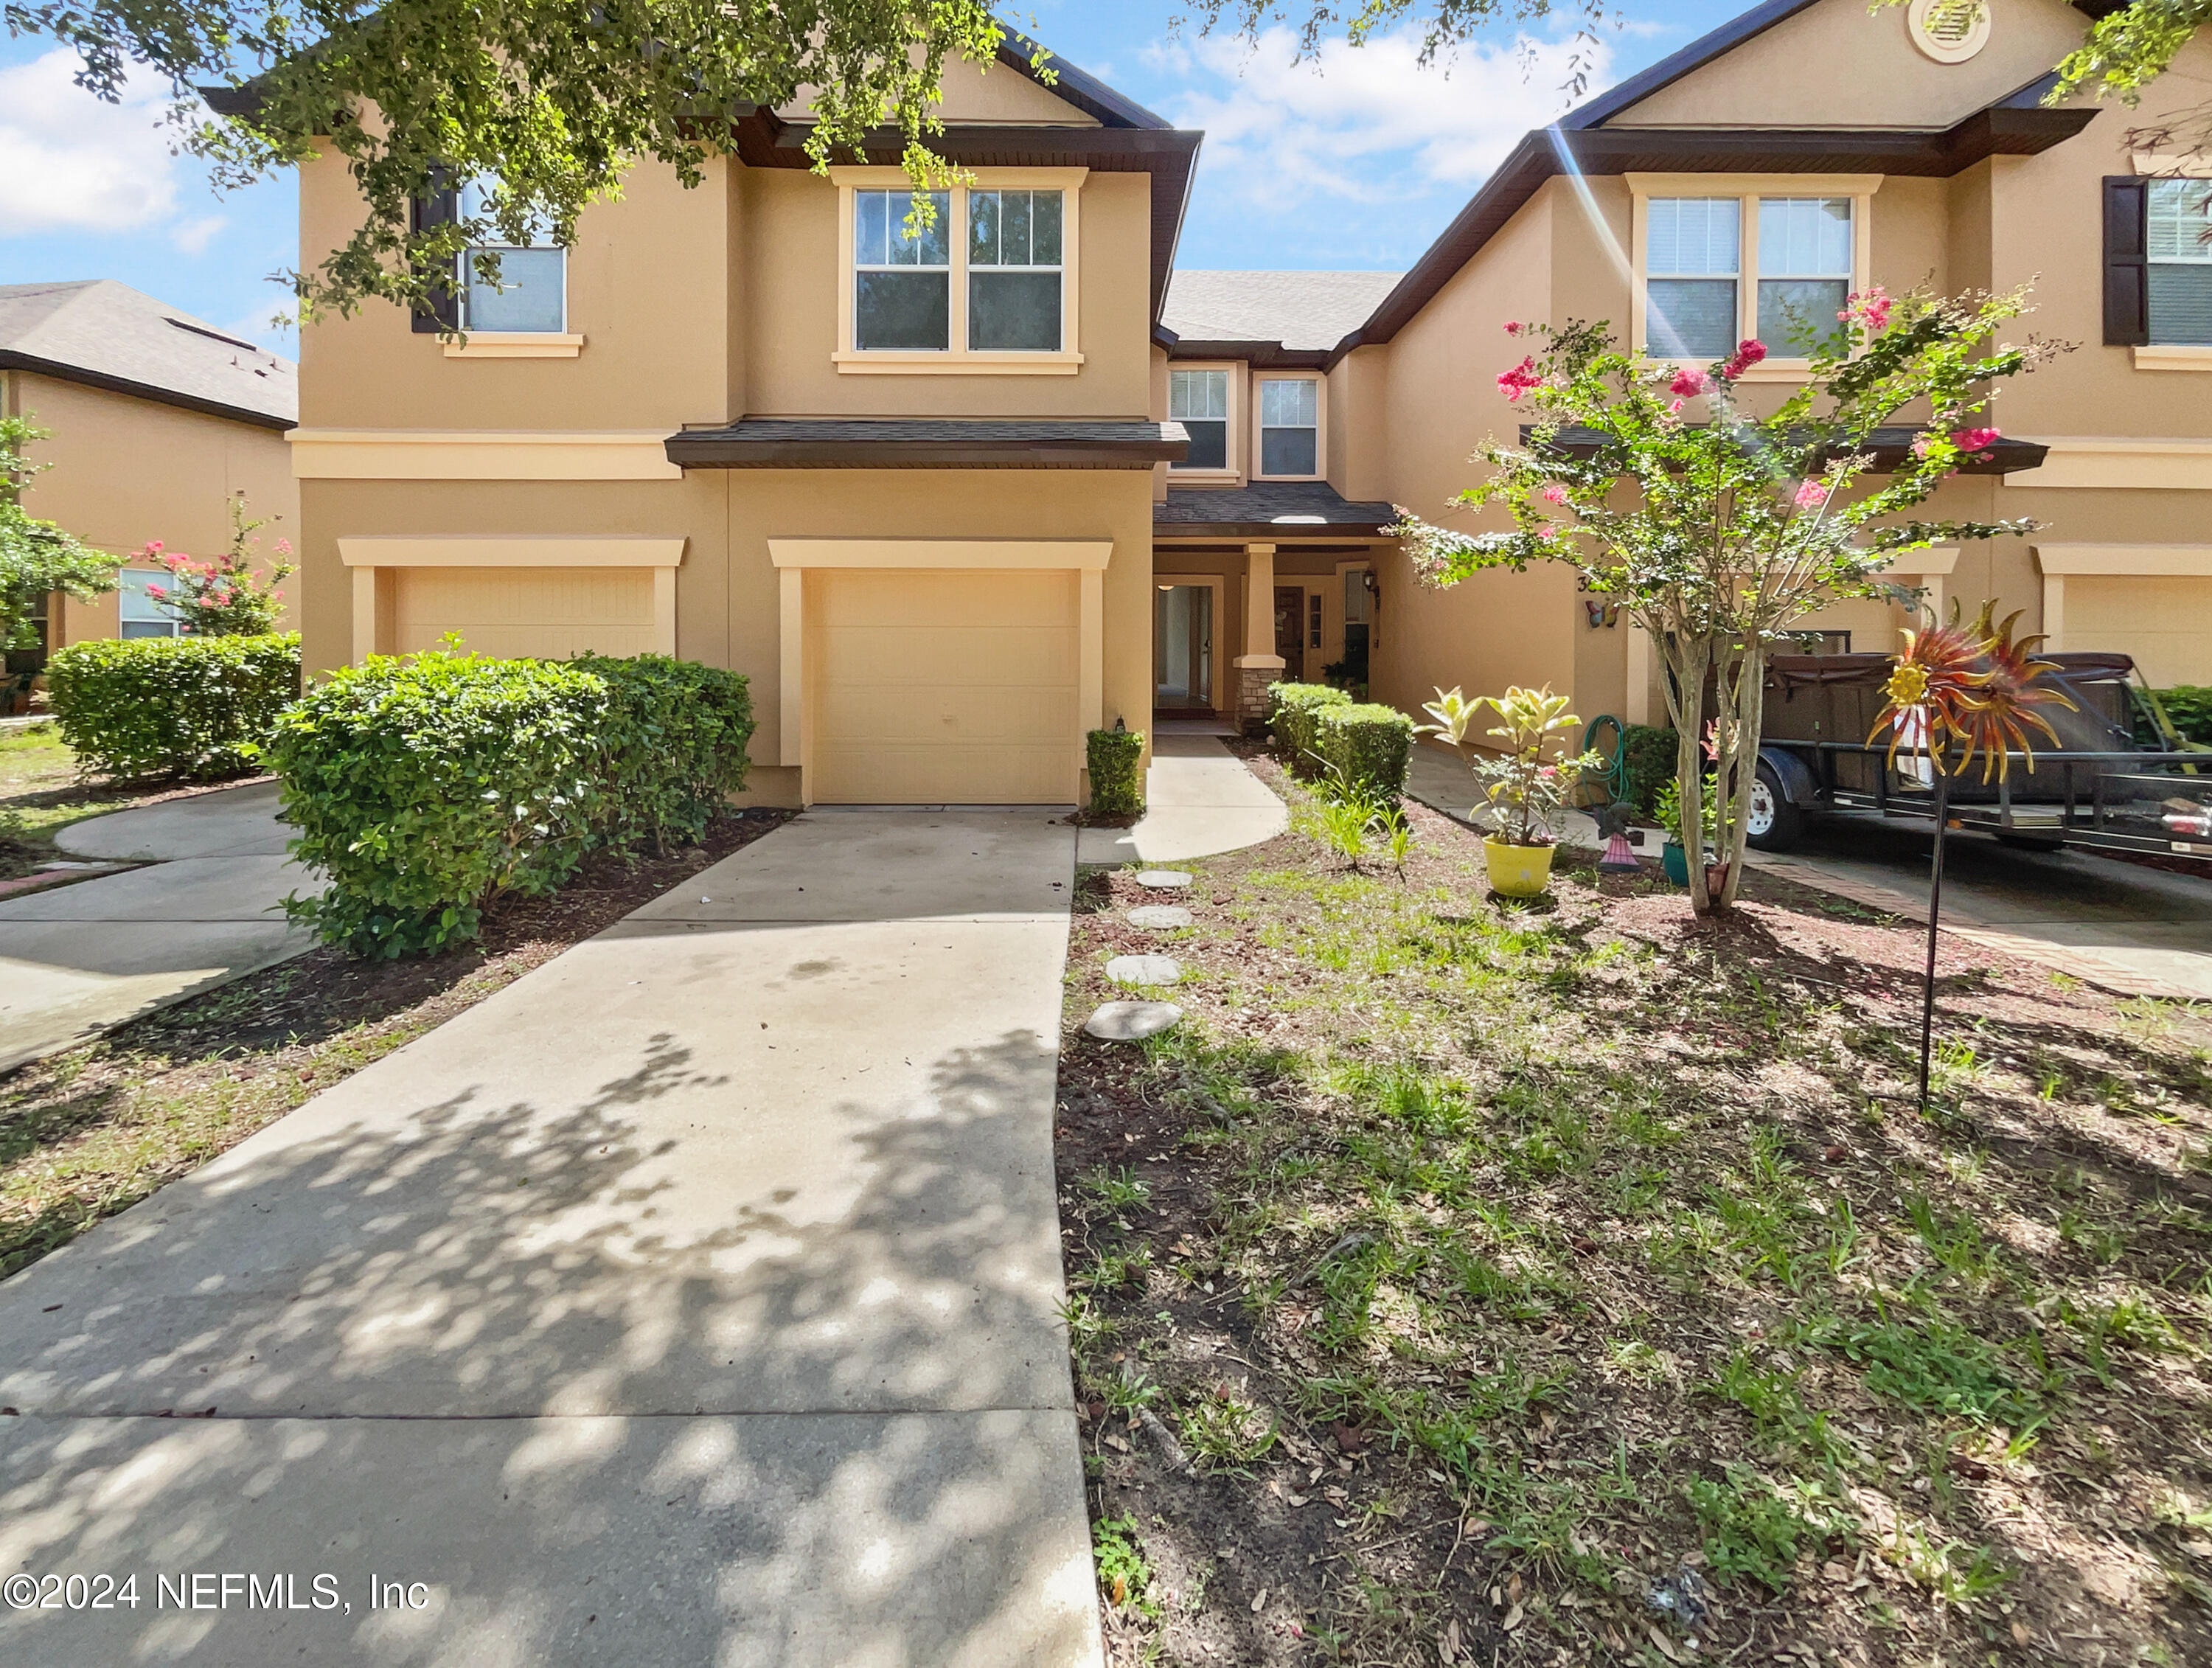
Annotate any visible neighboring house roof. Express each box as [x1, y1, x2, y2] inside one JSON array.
[[0, 280, 296, 431], [666, 417, 1188, 469], [1532, 424, 2051, 475], [1161, 271, 1406, 361], [1154, 481, 1397, 538]]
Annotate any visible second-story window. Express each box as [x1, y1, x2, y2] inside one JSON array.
[[1256, 378, 1319, 477], [458, 178, 566, 333], [854, 189, 952, 351], [1169, 369, 1230, 470], [1756, 197, 1853, 355], [1646, 197, 1740, 361], [2148, 178, 2212, 345], [969, 190, 1063, 351]]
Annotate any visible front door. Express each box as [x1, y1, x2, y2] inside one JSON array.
[[1274, 585, 1305, 683]]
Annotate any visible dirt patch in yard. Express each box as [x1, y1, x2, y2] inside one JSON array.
[[0, 810, 790, 1279], [1058, 749, 2211, 1667]]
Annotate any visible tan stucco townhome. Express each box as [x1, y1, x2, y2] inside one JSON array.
[[293, 0, 2212, 807], [1, 280, 299, 652]]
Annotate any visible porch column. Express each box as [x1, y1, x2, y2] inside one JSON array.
[[1232, 542, 1286, 735]]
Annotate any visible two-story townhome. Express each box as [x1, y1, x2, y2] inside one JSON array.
[[1152, 0, 2212, 739], [290, 50, 1197, 808], [2, 280, 297, 653]]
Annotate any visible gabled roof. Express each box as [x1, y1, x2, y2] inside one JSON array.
[[0, 280, 296, 430], [1155, 480, 1396, 538], [1161, 271, 1405, 361]]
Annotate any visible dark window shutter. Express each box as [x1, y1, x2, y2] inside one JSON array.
[[408, 170, 462, 333], [2103, 176, 2149, 347]]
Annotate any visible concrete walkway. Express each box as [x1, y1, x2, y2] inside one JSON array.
[[0, 781, 318, 1071], [1077, 731, 1287, 865], [1407, 740, 2212, 1000], [0, 807, 1099, 1667]]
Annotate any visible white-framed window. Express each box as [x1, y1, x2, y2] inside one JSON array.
[[1168, 367, 1233, 472], [1645, 197, 1741, 361], [456, 177, 567, 335], [1632, 176, 1878, 368], [833, 168, 1086, 372], [1255, 376, 1321, 479], [2148, 178, 2212, 347], [118, 570, 184, 639], [853, 188, 953, 351], [967, 189, 1063, 351]]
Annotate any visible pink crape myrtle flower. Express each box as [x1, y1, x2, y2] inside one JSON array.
[[1668, 366, 1709, 399], [1950, 426, 2001, 454], [1503, 320, 1524, 336], [1541, 483, 1569, 505], [1496, 355, 1542, 402], [1666, 397, 1686, 417], [1793, 479, 1831, 509], [274, 538, 294, 556], [1719, 339, 1767, 380], [1838, 285, 1893, 331]]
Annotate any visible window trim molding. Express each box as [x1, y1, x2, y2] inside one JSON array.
[[1627, 174, 1882, 372], [830, 165, 1088, 375], [1251, 370, 1326, 482], [442, 332, 585, 360], [1166, 361, 1242, 481]]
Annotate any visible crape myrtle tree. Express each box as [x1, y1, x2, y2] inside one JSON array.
[[1391, 285, 2053, 917]]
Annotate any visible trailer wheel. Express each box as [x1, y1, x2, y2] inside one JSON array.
[[1745, 760, 1805, 852]]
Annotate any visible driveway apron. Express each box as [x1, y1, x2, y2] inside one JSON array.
[[0, 807, 1102, 1667]]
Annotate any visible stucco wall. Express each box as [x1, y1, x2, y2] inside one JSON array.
[[3, 369, 299, 644]]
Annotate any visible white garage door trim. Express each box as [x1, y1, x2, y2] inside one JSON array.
[[337, 535, 686, 662], [767, 538, 1111, 805]]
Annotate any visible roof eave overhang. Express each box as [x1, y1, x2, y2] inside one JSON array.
[[0, 350, 295, 432], [666, 434, 1186, 470], [1154, 520, 1397, 539], [1161, 338, 1334, 369], [1521, 423, 2051, 476]]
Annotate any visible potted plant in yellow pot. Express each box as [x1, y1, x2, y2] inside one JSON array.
[[1420, 684, 1604, 897]]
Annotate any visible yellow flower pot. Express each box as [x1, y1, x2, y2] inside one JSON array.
[[1483, 838, 1556, 897]]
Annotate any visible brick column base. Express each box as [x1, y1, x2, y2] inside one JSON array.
[[1235, 667, 1276, 737]]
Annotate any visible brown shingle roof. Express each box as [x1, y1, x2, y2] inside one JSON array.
[[0, 280, 296, 429]]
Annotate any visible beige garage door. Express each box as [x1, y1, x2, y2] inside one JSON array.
[[393, 567, 658, 658], [2067, 577, 2212, 687], [809, 568, 1080, 804]]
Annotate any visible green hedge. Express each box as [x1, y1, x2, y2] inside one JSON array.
[[1086, 726, 1145, 817], [1622, 723, 1679, 816], [1268, 681, 1352, 776], [2155, 687, 2212, 746], [267, 650, 753, 959], [46, 633, 301, 780], [1312, 702, 1413, 799]]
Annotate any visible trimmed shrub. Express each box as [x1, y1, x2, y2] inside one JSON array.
[[1268, 681, 1352, 776], [1086, 726, 1145, 817], [1312, 702, 1413, 799], [2155, 687, 2212, 746], [266, 651, 753, 959], [1622, 723, 1680, 816], [47, 632, 301, 780]]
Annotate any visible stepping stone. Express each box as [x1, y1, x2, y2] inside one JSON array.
[[1106, 954, 1183, 987], [1084, 1000, 1183, 1041], [1127, 904, 1193, 931], [1135, 869, 1192, 889]]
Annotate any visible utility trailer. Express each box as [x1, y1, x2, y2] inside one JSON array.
[[1744, 651, 2212, 858]]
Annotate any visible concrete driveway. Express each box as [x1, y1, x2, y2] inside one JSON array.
[[0, 781, 317, 1071], [0, 808, 1099, 1667]]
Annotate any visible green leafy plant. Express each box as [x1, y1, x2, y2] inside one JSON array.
[[1686, 1464, 1846, 1592], [266, 649, 752, 957], [1268, 681, 1354, 776], [135, 493, 296, 637], [0, 414, 116, 653], [1651, 774, 1719, 848], [1092, 1515, 1158, 1615], [1395, 289, 2047, 911], [1085, 726, 1145, 818], [2153, 686, 2212, 746], [1311, 701, 1413, 799], [46, 632, 300, 780], [1622, 723, 1679, 816], [1423, 683, 1604, 847], [1177, 1384, 1281, 1471]]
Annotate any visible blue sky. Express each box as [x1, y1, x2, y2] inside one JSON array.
[[0, 1, 1745, 356]]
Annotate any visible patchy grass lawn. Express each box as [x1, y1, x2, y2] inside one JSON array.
[[1057, 755, 2211, 1668], [0, 810, 788, 1279], [0, 722, 251, 880]]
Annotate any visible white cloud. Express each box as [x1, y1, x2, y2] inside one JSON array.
[[1165, 26, 1613, 214], [0, 49, 193, 233], [169, 214, 226, 254]]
